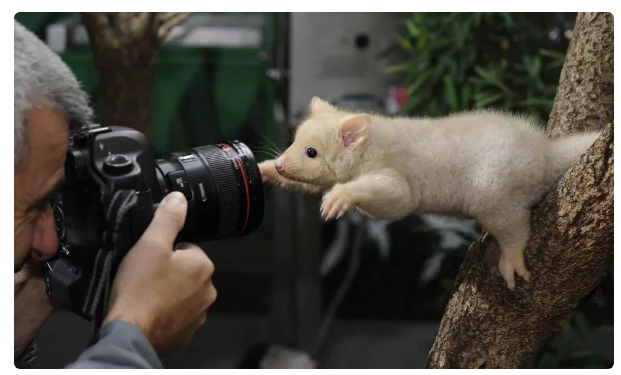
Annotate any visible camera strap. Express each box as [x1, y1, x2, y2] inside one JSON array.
[[82, 189, 139, 331]]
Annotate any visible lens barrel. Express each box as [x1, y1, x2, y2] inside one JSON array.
[[155, 141, 264, 240]]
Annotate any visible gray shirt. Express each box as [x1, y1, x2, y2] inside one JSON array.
[[16, 320, 162, 369]]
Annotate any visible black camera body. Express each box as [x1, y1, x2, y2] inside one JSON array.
[[45, 125, 264, 322]]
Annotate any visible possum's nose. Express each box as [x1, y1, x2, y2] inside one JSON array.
[[275, 158, 284, 172]]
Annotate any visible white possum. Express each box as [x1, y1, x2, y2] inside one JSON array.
[[259, 97, 601, 290]]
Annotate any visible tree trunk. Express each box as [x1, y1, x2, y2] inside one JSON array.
[[426, 12, 614, 369], [547, 12, 614, 137], [81, 12, 190, 139]]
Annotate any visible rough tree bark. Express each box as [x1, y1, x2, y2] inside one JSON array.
[[426, 12, 614, 369], [81, 12, 190, 139]]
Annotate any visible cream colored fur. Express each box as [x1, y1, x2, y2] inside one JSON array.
[[259, 97, 601, 290]]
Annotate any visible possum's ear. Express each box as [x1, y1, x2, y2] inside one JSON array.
[[339, 114, 371, 148], [310, 96, 336, 114]]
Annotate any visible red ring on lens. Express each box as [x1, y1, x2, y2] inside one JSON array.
[[218, 143, 251, 232]]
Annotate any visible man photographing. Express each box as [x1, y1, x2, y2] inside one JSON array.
[[14, 20, 217, 368]]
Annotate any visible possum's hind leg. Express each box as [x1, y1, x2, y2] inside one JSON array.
[[479, 208, 532, 290]]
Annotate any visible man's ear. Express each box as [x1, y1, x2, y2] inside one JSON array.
[[310, 96, 336, 114], [338, 114, 371, 148]]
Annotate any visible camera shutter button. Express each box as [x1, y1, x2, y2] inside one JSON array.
[[103, 154, 133, 175]]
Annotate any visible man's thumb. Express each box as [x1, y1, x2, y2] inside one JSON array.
[[138, 192, 188, 250]]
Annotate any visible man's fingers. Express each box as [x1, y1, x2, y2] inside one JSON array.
[[137, 192, 188, 252], [205, 281, 217, 306], [173, 243, 215, 279]]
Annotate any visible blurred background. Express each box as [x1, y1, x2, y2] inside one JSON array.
[[16, 12, 612, 369]]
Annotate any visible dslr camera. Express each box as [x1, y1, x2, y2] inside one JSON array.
[[45, 125, 264, 322]]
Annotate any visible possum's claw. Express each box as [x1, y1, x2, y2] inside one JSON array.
[[498, 251, 531, 290], [321, 184, 354, 220]]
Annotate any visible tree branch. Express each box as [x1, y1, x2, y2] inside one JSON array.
[[129, 12, 156, 36], [81, 12, 118, 49], [110, 12, 153, 37], [157, 12, 191, 41]]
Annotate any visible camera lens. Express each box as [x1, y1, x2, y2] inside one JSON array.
[[154, 141, 264, 240]]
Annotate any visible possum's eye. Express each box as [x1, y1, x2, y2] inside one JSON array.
[[305, 147, 318, 158]]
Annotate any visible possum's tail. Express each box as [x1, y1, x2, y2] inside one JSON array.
[[547, 131, 601, 183]]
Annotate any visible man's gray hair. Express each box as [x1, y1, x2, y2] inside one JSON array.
[[14, 20, 93, 167]]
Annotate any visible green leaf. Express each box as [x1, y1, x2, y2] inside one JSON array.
[[520, 98, 554, 108], [539, 48, 566, 59], [475, 92, 505, 108], [467, 76, 486, 85], [545, 60, 566, 69], [443, 75, 459, 111], [474, 66, 512, 94], [397, 36, 413, 51], [405, 18, 420, 37], [416, 31, 428, 49], [539, 49, 566, 70], [385, 62, 414, 74], [407, 72, 431, 95], [474, 66, 497, 82]]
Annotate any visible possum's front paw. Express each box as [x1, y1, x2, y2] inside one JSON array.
[[321, 184, 354, 220], [258, 160, 278, 183], [498, 252, 531, 290]]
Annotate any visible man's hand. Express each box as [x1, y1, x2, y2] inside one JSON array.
[[14, 260, 55, 357], [103, 192, 217, 355]]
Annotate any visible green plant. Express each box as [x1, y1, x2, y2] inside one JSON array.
[[388, 12, 576, 123]]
